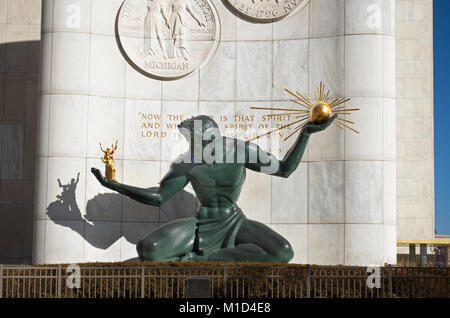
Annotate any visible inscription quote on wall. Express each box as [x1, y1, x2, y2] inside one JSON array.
[[138, 112, 295, 141]]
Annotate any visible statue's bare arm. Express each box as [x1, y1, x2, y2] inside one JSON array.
[[245, 115, 336, 178], [91, 163, 188, 207]]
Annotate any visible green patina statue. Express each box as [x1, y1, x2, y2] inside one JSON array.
[[91, 114, 336, 263]]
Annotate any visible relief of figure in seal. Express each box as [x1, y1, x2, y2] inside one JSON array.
[[91, 114, 336, 263], [141, 0, 206, 61], [142, 0, 170, 58], [167, 0, 206, 60]]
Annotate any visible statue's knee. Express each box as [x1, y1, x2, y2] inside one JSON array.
[[136, 240, 146, 260], [137, 239, 160, 261], [275, 242, 294, 263]]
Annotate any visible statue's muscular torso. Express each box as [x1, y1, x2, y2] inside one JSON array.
[[187, 163, 246, 208], [169, 137, 251, 210]]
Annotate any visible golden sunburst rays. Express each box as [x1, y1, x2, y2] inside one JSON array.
[[248, 82, 360, 142]]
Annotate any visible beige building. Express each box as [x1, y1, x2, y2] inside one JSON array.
[[396, 0, 435, 241], [0, 0, 435, 264]]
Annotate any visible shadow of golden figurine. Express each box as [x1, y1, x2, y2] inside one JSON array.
[[99, 140, 118, 182]]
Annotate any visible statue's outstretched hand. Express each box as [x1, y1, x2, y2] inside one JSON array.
[[91, 168, 107, 186], [304, 114, 337, 134]]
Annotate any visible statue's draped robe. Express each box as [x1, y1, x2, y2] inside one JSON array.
[[195, 204, 246, 255]]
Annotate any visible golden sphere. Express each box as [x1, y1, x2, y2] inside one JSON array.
[[310, 102, 332, 124]]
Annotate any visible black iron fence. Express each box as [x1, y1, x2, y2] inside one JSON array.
[[0, 264, 448, 298]]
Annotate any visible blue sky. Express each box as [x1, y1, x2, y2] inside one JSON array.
[[434, 1, 450, 234]]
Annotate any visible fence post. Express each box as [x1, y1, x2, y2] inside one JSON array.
[[141, 264, 145, 298], [223, 265, 227, 297], [387, 266, 392, 298], [0, 264, 3, 298], [409, 244, 416, 266], [420, 244, 428, 266], [57, 265, 62, 298], [306, 265, 311, 298]]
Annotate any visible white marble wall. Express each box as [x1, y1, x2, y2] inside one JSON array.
[[34, 0, 397, 266]]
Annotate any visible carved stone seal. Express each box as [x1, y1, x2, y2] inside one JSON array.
[[226, 0, 309, 21], [118, 0, 220, 79]]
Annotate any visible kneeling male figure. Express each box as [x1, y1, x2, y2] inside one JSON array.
[[92, 114, 336, 262]]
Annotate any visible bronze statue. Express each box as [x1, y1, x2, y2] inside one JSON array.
[[99, 140, 118, 182], [92, 115, 336, 262]]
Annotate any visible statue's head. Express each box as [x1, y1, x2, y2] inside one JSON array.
[[177, 115, 221, 145]]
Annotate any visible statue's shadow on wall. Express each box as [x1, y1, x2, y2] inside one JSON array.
[[46, 173, 197, 257]]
